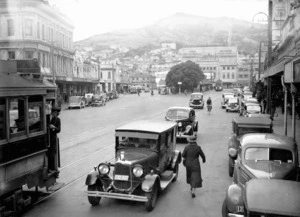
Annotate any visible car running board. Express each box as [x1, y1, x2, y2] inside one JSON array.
[[160, 174, 176, 190]]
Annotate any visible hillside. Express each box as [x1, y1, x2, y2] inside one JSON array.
[[74, 13, 267, 55]]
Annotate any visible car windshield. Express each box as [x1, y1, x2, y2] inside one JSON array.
[[238, 127, 271, 136], [191, 94, 203, 99], [245, 147, 293, 163], [118, 137, 158, 150], [70, 97, 80, 103], [166, 109, 189, 119], [247, 105, 261, 112], [228, 98, 238, 103]]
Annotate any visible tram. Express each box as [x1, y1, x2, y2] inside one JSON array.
[[0, 59, 60, 216]]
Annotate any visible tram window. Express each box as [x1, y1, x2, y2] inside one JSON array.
[[9, 98, 26, 135], [0, 98, 5, 140], [28, 96, 43, 133]]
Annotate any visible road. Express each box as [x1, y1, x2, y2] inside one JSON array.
[[24, 90, 236, 217]]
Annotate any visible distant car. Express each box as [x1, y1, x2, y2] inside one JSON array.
[[215, 85, 223, 91], [144, 87, 150, 93], [225, 97, 239, 112], [165, 107, 198, 140], [85, 93, 94, 106], [91, 94, 106, 107], [227, 117, 273, 177], [223, 133, 300, 217], [241, 103, 262, 117], [85, 120, 182, 211], [189, 92, 204, 109], [222, 179, 300, 217], [68, 96, 85, 109], [221, 93, 235, 109]]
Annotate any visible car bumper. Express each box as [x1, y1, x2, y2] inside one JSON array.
[[227, 107, 239, 112], [227, 214, 244, 217], [86, 190, 148, 202], [189, 103, 203, 108]]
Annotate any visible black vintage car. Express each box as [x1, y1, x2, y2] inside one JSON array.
[[85, 120, 181, 211], [227, 117, 273, 177], [165, 107, 198, 141], [223, 134, 300, 217], [189, 92, 204, 109]]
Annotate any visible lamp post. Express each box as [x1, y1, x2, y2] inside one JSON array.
[[178, 82, 182, 94]]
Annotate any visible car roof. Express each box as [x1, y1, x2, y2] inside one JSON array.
[[116, 120, 177, 134], [191, 92, 203, 96], [167, 106, 193, 111], [233, 117, 271, 125], [240, 133, 296, 150], [245, 179, 300, 216]]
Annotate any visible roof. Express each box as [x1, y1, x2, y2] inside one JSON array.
[[245, 179, 300, 216], [240, 133, 296, 150], [191, 92, 203, 96], [167, 106, 193, 111], [116, 120, 177, 134], [232, 117, 271, 126]]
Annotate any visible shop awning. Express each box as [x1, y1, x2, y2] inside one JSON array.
[[263, 57, 293, 78]]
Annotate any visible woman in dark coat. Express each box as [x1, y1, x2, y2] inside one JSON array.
[[182, 136, 206, 198]]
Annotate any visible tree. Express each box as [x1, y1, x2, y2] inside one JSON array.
[[165, 61, 205, 93]]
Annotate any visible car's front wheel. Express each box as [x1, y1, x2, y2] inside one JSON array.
[[228, 158, 234, 177], [222, 199, 228, 217], [172, 163, 179, 182], [145, 182, 158, 211], [87, 184, 102, 206]]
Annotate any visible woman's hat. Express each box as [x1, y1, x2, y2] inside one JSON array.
[[187, 136, 197, 142]]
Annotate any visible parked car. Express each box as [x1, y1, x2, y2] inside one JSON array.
[[91, 95, 106, 107], [215, 85, 223, 91], [240, 102, 262, 117], [112, 90, 119, 99], [68, 96, 85, 109], [225, 97, 239, 112], [85, 93, 94, 106], [165, 107, 198, 140], [233, 88, 242, 97], [85, 120, 182, 211], [222, 179, 300, 217], [223, 133, 300, 217], [189, 92, 204, 109], [227, 117, 273, 177], [221, 93, 235, 108]]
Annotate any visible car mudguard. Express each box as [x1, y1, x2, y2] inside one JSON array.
[[225, 184, 244, 214], [85, 170, 99, 186], [171, 150, 182, 168], [142, 174, 160, 193]]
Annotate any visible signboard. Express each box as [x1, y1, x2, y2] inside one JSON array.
[[178, 82, 182, 85], [284, 61, 293, 83]]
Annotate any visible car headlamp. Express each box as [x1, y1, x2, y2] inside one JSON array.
[[229, 148, 237, 157], [98, 163, 110, 175], [178, 122, 182, 127], [133, 165, 143, 178]]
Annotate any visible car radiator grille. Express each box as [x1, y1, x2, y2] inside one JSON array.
[[250, 213, 290, 217], [113, 163, 132, 190], [192, 100, 200, 105]]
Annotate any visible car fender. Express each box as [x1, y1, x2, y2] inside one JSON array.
[[142, 174, 160, 193], [171, 150, 182, 168], [85, 170, 99, 185], [225, 184, 245, 214]]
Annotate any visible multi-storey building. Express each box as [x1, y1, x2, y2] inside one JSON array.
[[130, 73, 156, 89], [0, 0, 76, 100], [100, 63, 116, 92], [179, 46, 238, 87]]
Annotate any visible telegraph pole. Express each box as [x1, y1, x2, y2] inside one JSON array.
[[266, 0, 273, 114]]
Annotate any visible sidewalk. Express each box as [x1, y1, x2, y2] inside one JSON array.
[[271, 108, 300, 144]]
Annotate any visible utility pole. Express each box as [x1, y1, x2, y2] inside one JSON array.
[[249, 55, 254, 90], [258, 42, 262, 80], [267, 0, 273, 114]]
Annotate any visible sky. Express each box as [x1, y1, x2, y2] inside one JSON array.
[[49, 0, 268, 42]]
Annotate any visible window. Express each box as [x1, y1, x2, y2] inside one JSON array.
[[231, 73, 234, 79], [227, 73, 230, 79], [8, 51, 15, 59], [223, 73, 225, 79], [7, 19, 14, 36], [227, 67, 230, 70], [0, 98, 6, 141], [25, 51, 34, 59], [223, 67, 225, 70], [37, 22, 40, 39], [28, 95, 43, 133], [25, 19, 33, 36], [42, 24, 45, 40], [42, 53, 45, 67], [9, 98, 26, 137], [108, 71, 111, 79]]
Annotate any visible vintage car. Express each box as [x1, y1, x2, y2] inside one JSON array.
[[240, 102, 262, 117], [225, 97, 239, 112], [233, 88, 242, 97], [222, 93, 235, 109], [91, 94, 106, 107], [68, 96, 85, 109], [241, 91, 253, 101], [227, 117, 273, 177], [215, 85, 223, 91], [85, 93, 94, 106], [189, 92, 204, 109], [165, 107, 198, 140], [222, 179, 300, 217], [85, 120, 182, 211]]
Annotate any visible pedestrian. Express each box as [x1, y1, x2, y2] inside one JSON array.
[[262, 98, 267, 114], [48, 107, 61, 172], [182, 136, 206, 198]]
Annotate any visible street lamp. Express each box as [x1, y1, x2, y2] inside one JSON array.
[[178, 81, 182, 94]]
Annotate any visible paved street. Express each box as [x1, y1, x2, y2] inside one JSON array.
[[23, 90, 299, 217]]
